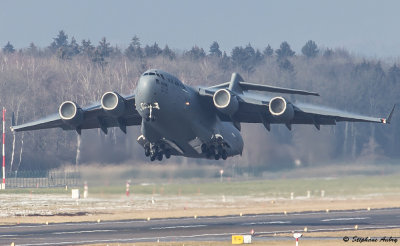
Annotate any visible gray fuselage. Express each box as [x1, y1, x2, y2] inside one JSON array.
[[135, 69, 243, 159]]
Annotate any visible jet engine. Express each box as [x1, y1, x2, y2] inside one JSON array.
[[59, 101, 84, 126], [213, 89, 239, 116], [268, 96, 294, 121], [101, 91, 126, 117]]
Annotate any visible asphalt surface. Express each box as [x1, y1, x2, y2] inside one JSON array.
[[1, 208, 400, 245]]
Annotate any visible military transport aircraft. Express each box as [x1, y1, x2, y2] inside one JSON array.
[[11, 69, 395, 161]]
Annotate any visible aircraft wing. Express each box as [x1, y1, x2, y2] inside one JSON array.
[[198, 87, 395, 128], [11, 94, 142, 134]]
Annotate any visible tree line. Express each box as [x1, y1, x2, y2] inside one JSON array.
[[1, 30, 400, 172]]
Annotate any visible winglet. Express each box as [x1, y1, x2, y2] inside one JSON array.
[[381, 104, 396, 124], [10, 112, 16, 132], [12, 112, 15, 127]]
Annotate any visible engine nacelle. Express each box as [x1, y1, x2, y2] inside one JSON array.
[[213, 89, 239, 116], [101, 91, 126, 117], [269, 96, 294, 122], [59, 101, 84, 127]]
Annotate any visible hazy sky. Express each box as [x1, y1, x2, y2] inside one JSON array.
[[1, 0, 399, 58]]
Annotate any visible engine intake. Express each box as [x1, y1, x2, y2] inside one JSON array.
[[59, 101, 83, 126], [213, 89, 239, 116], [269, 96, 294, 122], [101, 91, 126, 117]]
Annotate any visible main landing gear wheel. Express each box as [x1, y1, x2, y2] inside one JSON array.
[[145, 147, 150, 157], [165, 150, 171, 159], [145, 143, 171, 161], [221, 150, 228, 160], [203, 143, 228, 160], [157, 152, 163, 161]]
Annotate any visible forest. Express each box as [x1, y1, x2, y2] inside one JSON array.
[[1, 31, 400, 171]]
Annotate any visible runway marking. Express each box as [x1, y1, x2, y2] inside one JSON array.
[[2, 207, 399, 230], [16, 232, 242, 246], [242, 221, 291, 225], [321, 217, 370, 222], [52, 229, 115, 235], [151, 225, 207, 230], [13, 225, 400, 246], [255, 225, 400, 235]]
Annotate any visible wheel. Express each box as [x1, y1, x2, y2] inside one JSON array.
[[150, 155, 156, 161], [157, 153, 163, 161], [214, 154, 220, 160], [221, 150, 227, 160], [145, 147, 150, 157], [165, 150, 171, 159]]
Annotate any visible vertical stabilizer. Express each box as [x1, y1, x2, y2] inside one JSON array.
[[228, 73, 244, 94]]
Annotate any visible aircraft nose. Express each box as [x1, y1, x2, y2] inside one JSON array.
[[137, 77, 157, 98], [136, 76, 159, 120]]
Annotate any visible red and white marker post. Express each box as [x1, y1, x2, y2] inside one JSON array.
[[126, 180, 130, 197], [293, 233, 302, 246], [2, 108, 5, 190]]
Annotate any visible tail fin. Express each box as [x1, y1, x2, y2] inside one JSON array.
[[228, 73, 244, 94]]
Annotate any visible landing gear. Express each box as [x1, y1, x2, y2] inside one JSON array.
[[165, 150, 171, 159], [203, 142, 228, 160], [144, 146, 150, 157], [145, 143, 171, 162], [221, 150, 228, 160], [157, 152, 163, 161]]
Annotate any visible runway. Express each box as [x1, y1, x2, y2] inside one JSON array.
[[1, 207, 400, 245]]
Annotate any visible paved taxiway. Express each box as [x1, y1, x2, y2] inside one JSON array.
[[1, 208, 400, 245]]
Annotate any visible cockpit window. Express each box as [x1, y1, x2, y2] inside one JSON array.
[[143, 73, 149, 76], [149, 72, 156, 76]]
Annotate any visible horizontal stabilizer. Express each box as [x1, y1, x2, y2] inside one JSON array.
[[239, 82, 320, 96], [207, 73, 319, 96]]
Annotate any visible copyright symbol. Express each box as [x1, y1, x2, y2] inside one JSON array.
[[343, 236, 349, 242]]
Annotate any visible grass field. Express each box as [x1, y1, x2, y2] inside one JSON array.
[[1, 173, 400, 225], [2, 173, 400, 197]]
